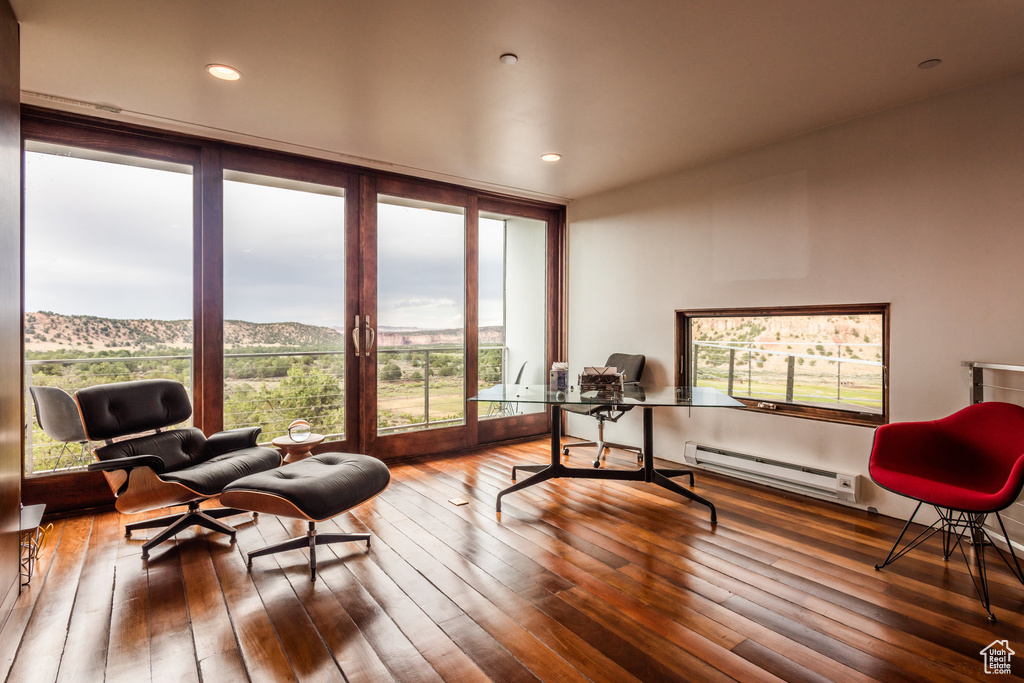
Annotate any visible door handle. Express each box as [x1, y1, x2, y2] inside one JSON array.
[[364, 315, 375, 357], [352, 314, 360, 355]]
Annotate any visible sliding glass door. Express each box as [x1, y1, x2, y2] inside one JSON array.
[[222, 167, 355, 452], [21, 112, 565, 503]]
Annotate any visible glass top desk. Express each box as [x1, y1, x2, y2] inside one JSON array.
[[470, 385, 742, 522]]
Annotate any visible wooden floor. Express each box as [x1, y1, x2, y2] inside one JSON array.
[[3, 440, 1024, 682]]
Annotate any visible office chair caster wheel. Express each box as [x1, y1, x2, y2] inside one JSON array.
[[593, 459, 601, 468], [252, 512, 259, 522], [125, 529, 132, 538], [230, 532, 237, 544], [141, 550, 149, 561], [562, 447, 570, 456]]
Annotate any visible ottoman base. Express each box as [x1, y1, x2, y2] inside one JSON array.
[[247, 520, 370, 581]]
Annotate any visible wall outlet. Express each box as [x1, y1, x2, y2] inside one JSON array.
[[836, 473, 858, 502]]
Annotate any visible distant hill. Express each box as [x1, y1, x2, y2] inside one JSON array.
[[24, 311, 499, 353], [23, 311, 345, 352]]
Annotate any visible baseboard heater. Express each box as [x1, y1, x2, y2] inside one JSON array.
[[683, 442, 859, 504]]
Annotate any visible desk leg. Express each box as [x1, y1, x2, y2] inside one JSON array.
[[644, 407, 717, 524], [497, 405, 563, 513]]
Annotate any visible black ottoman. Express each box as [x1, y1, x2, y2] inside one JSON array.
[[220, 452, 390, 580]]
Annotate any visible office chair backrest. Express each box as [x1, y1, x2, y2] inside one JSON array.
[[513, 360, 528, 384], [76, 379, 192, 441], [29, 385, 87, 444], [605, 353, 645, 384]]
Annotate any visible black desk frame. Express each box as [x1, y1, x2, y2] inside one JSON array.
[[497, 405, 718, 522]]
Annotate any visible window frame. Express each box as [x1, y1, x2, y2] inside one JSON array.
[[19, 106, 567, 513], [676, 303, 890, 427]]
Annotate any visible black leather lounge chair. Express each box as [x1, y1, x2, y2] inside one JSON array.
[[76, 379, 282, 559]]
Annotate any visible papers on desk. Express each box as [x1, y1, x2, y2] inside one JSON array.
[[582, 366, 617, 376]]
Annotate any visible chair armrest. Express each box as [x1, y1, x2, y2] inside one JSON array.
[[88, 454, 166, 474], [205, 426, 262, 456], [869, 420, 943, 470]]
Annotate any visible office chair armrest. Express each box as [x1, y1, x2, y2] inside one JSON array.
[[88, 454, 166, 474], [205, 426, 263, 455]]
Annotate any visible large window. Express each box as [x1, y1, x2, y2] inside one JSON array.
[[478, 210, 547, 418], [20, 109, 565, 510], [223, 171, 348, 442], [376, 195, 466, 434], [23, 141, 194, 475], [678, 304, 889, 426]]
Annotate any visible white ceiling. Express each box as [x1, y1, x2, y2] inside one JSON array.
[[12, 0, 1024, 203]]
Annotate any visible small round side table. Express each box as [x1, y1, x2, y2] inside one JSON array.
[[271, 433, 325, 464]]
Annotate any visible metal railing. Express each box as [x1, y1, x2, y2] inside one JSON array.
[[692, 341, 884, 413], [24, 344, 511, 474], [376, 346, 509, 433]]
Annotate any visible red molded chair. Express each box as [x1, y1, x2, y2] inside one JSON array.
[[869, 402, 1024, 620]]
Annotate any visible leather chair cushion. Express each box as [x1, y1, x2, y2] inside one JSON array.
[[222, 452, 390, 521], [95, 427, 207, 471], [161, 446, 283, 496], [76, 379, 192, 440]]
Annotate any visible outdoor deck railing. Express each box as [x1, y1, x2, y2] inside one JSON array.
[[692, 341, 883, 412], [23, 345, 508, 475]]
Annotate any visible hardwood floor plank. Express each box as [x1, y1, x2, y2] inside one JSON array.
[[55, 511, 120, 683], [105, 553, 153, 682], [349, 503, 582, 682], [8, 440, 1024, 683], [377, 492, 642, 683], [730, 638, 834, 683], [178, 529, 249, 680], [318, 514, 491, 683], [242, 514, 350, 682], [0, 518, 67, 681], [325, 509, 531, 682], [247, 514, 396, 683], [207, 530, 298, 683], [6, 515, 93, 683]]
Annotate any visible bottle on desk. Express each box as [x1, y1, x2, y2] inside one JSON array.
[[549, 362, 568, 393]]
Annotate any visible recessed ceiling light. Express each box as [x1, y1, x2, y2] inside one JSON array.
[[541, 153, 562, 162], [207, 64, 242, 81], [499, 53, 518, 65], [917, 59, 942, 70]]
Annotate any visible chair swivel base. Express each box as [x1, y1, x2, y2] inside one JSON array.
[[125, 501, 251, 560], [246, 521, 370, 581], [562, 438, 644, 468]]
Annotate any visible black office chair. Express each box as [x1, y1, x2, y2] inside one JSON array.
[[28, 385, 89, 472], [76, 379, 282, 559], [563, 353, 646, 468]]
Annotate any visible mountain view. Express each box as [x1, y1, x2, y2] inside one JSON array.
[[24, 311, 501, 353], [23, 311, 504, 474]]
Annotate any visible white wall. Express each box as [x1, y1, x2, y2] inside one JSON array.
[[504, 216, 547, 398], [566, 72, 1024, 520]]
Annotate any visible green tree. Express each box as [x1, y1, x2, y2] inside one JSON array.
[[380, 362, 402, 381]]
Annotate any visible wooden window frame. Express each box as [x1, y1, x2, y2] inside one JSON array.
[[20, 106, 566, 513], [676, 303, 889, 427]]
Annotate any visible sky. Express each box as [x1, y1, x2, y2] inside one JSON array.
[[24, 150, 508, 331]]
